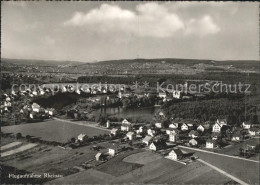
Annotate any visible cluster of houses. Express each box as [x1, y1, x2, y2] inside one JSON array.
[[99, 116, 260, 160], [21, 103, 55, 120], [0, 93, 13, 113]]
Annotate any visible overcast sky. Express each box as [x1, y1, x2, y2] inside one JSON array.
[[2, 1, 259, 62]]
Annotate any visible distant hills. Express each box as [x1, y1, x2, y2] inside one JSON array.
[[2, 57, 259, 67], [1, 58, 84, 66]]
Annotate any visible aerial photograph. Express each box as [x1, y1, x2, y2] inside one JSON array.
[[1, 1, 259, 185]]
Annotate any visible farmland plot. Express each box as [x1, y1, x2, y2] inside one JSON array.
[[2, 120, 110, 143], [1, 143, 38, 157], [1, 141, 22, 151]]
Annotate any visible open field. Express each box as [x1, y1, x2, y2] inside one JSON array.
[[45, 169, 116, 185], [123, 151, 163, 165], [180, 147, 260, 184], [96, 150, 144, 177], [1, 143, 38, 157], [2, 120, 110, 143], [48, 155, 232, 184]]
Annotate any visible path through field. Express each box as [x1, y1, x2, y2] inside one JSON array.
[[179, 145, 259, 163], [1, 143, 38, 157], [198, 158, 248, 185]]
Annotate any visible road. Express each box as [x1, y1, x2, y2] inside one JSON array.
[[179, 145, 259, 163], [179, 146, 259, 184], [53, 117, 110, 132]]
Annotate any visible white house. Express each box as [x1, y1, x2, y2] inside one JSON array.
[[111, 128, 118, 135], [212, 123, 222, 133], [155, 122, 162, 128], [172, 90, 182, 99], [206, 140, 216, 149], [166, 128, 178, 135], [181, 123, 192, 131], [197, 125, 205, 132], [77, 134, 87, 142], [122, 119, 131, 125], [158, 92, 167, 98], [169, 123, 178, 129], [121, 124, 131, 131], [168, 148, 183, 161], [216, 119, 227, 126], [147, 129, 156, 137], [126, 132, 135, 140], [32, 103, 40, 112], [108, 145, 118, 156], [142, 135, 152, 146], [249, 128, 260, 136], [169, 133, 176, 142], [136, 126, 144, 134], [242, 122, 251, 129], [189, 139, 198, 146]]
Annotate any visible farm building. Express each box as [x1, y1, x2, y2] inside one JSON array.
[[77, 134, 87, 142], [168, 148, 183, 161], [142, 135, 152, 146], [95, 152, 106, 161], [149, 141, 166, 151]]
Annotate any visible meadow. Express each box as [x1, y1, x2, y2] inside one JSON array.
[[2, 120, 110, 143]]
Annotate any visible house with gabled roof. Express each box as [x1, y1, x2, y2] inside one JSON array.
[[212, 122, 222, 133], [142, 135, 152, 146], [166, 127, 179, 135], [181, 123, 192, 131], [197, 124, 205, 132], [149, 141, 166, 151], [168, 148, 183, 161], [169, 123, 178, 129], [242, 122, 251, 129], [111, 128, 119, 135], [108, 144, 119, 156], [216, 119, 227, 126], [126, 131, 135, 140]]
